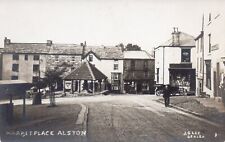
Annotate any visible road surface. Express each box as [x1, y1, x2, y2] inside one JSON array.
[[1, 94, 225, 142]]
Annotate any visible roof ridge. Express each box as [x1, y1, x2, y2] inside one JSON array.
[[86, 61, 95, 80]]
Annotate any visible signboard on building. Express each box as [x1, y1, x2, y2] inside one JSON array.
[[64, 81, 72, 90], [211, 44, 219, 51]]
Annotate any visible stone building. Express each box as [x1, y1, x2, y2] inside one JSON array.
[[0, 38, 83, 86], [123, 50, 154, 94]]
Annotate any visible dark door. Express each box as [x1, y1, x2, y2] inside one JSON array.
[[214, 71, 217, 97]]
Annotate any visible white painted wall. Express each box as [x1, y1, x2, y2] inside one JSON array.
[[2, 54, 47, 83], [203, 13, 225, 97], [84, 53, 123, 83], [155, 46, 196, 85]]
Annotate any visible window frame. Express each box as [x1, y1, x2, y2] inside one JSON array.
[[24, 54, 28, 60], [181, 48, 191, 62], [33, 55, 40, 61], [89, 55, 93, 62], [33, 64, 40, 73], [12, 64, 19, 72], [12, 54, 19, 60]]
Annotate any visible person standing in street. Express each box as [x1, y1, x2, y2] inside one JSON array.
[[163, 85, 171, 107]]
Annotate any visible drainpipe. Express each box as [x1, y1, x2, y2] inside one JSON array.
[[201, 31, 204, 92]]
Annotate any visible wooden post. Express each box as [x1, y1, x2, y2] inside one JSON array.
[[71, 80, 74, 93], [79, 80, 81, 93], [93, 80, 95, 94], [100, 80, 102, 91]]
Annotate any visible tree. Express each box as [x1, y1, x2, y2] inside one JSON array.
[[43, 67, 65, 107], [125, 43, 141, 51]]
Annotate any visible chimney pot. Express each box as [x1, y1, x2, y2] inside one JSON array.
[[4, 37, 11, 47], [47, 40, 52, 46]]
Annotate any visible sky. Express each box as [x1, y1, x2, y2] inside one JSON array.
[[0, 0, 225, 52]]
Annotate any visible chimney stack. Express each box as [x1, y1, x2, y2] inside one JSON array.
[[47, 40, 52, 46], [4, 37, 11, 47], [172, 27, 180, 46]]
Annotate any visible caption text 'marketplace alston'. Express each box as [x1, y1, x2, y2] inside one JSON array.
[[6, 130, 86, 137]]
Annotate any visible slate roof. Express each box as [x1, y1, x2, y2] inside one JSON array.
[[49, 44, 83, 55], [83, 46, 123, 59], [2, 43, 50, 54], [159, 32, 195, 47], [64, 61, 107, 80], [124, 50, 154, 59], [1, 43, 83, 55]]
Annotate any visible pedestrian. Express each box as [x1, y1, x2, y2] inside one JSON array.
[[163, 85, 171, 107]]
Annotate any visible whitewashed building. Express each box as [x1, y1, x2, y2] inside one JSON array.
[[201, 13, 225, 98], [82, 45, 124, 93], [154, 28, 196, 94]]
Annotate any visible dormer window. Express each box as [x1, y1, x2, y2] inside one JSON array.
[[89, 55, 93, 62]]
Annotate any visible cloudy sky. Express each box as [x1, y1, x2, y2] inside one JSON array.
[[0, 0, 224, 52]]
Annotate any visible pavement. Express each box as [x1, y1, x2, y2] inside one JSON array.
[[0, 98, 88, 142], [156, 95, 225, 125]]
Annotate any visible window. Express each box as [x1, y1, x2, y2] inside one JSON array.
[[12, 64, 19, 72], [12, 54, 19, 60], [33, 55, 40, 60], [200, 58, 203, 73], [144, 71, 148, 78], [55, 55, 59, 62], [114, 64, 118, 70], [89, 55, 93, 62], [112, 73, 120, 80], [144, 60, 148, 69], [208, 34, 211, 53], [206, 60, 211, 89], [11, 76, 18, 80], [24, 54, 28, 60], [131, 60, 135, 70], [33, 64, 39, 73], [181, 49, 191, 62], [71, 56, 75, 62]]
